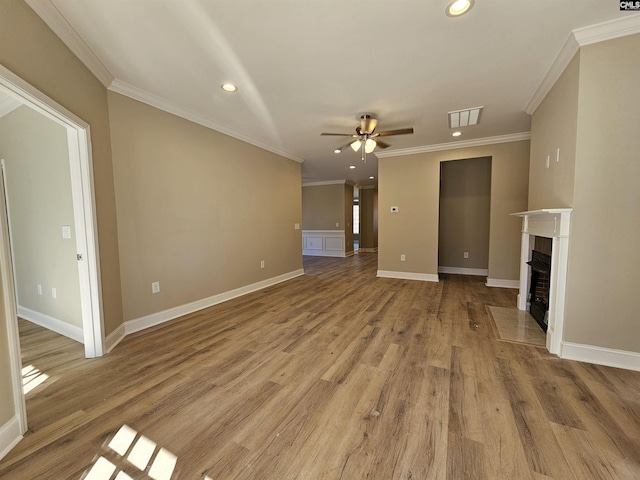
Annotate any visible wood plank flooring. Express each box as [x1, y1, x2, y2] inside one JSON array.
[[2, 253, 639, 479]]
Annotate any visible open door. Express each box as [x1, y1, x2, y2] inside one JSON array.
[[0, 64, 104, 359]]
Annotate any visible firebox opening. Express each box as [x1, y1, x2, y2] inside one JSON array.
[[527, 236, 552, 332]]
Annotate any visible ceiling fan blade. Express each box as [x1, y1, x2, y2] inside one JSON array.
[[375, 139, 391, 149], [360, 115, 377, 135], [376, 127, 414, 137], [321, 132, 357, 137]]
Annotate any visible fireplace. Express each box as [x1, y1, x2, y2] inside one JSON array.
[[512, 209, 572, 355]]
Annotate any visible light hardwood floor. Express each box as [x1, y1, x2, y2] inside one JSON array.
[[2, 254, 639, 479]]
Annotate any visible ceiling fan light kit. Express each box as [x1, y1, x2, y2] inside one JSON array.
[[321, 114, 414, 162]]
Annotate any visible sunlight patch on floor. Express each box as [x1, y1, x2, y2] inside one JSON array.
[[22, 364, 49, 394], [82, 424, 178, 480]]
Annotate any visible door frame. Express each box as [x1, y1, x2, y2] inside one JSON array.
[[0, 63, 104, 431]]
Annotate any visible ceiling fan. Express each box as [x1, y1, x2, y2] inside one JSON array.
[[321, 114, 414, 161]]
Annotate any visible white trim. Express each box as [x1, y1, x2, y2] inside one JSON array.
[[525, 16, 640, 115], [302, 180, 349, 187], [302, 230, 346, 257], [486, 278, 520, 289], [573, 15, 640, 47], [109, 80, 304, 164], [0, 416, 23, 461], [17, 306, 83, 343], [376, 270, 439, 282], [358, 247, 378, 253], [124, 269, 304, 335], [438, 266, 488, 276], [0, 164, 27, 439], [0, 95, 21, 118], [24, 0, 114, 88], [375, 132, 531, 158], [524, 34, 579, 115], [0, 63, 105, 359], [105, 323, 126, 353], [561, 342, 640, 372]]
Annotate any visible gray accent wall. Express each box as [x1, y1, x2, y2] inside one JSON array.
[[438, 157, 491, 271]]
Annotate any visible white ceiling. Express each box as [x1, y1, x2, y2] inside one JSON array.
[[26, 1, 636, 186]]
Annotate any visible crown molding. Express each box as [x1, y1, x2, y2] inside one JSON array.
[[524, 34, 580, 115], [525, 16, 640, 115], [302, 180, 349, 187], [375, 132, 531, 158], [109, 80, 305, 164], [0, 95, 21, 118], [573, 15, 640, 46], [25, 0, 114, 87]]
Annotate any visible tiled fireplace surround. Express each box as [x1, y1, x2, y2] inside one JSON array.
[[512, 209, 572, 355]]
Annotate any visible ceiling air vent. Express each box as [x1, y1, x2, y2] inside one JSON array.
[[448, 106, 483, 128]]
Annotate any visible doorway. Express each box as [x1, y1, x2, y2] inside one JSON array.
[[0, 64, 104, 435], [438, 157, 492, 276]]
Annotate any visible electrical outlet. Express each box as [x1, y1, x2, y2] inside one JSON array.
[[260, 260, 265, 269], [335, 222, 339, 227], [294, 223, 300, 230], [546, 155, 550, 169], [400, 254, 406, 261], [51, 287, 57, 299], [152, 281, 160, 294], [464, 252, 469, 259], [556, 147, 560, 163]]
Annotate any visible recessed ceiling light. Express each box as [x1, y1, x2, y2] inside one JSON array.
[[221, 83, 238, 92], [334, 149, 341, 154], [446, 0, 474, 17], [349, 165, 356, 169], [452, 131, 463, 137]]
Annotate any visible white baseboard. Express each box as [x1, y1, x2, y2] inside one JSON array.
[[124, 269, 305, 335], [0, 416, 23, 461], [105, 323, 126, 353], [345, 250, 355, 257], [358, 247, 378, 253], [17, 306, 83, 343], [561, 342, 640, 372], [377, 270, 439, 282], [486, 278, 520, 289], [438, 266, 488, 276], [302, 250, 347, 258]]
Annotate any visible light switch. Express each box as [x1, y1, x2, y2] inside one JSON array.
[[62, 225, 72, 239]]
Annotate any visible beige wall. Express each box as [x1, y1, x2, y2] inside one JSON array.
[[108, 92, 302, 321], [0, 106, 82, 327], [0, 0, 123, 335], [379, 140, 529, 280], [529, 54, 580, 210], [565, 35, 640, 352], [438, 157, 491, 270], [359, 187, 378, 250], [302, 183, 346, 230]]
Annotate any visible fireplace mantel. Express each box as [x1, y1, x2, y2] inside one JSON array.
[[511, 209, 572, 355]]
